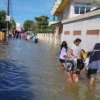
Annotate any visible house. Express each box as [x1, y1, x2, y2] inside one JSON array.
[[49, 0, 100, 51]]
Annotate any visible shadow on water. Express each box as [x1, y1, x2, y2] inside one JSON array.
[[0, 60, 34, 100]]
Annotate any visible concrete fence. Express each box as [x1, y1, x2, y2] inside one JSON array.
[[38, 33, 61, 45]]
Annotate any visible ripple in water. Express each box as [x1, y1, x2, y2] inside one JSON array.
[[0, 60, 34, 100]]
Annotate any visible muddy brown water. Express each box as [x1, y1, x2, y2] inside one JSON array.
[[0, 39, 100, 100]]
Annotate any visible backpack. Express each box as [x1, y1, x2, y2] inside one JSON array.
[[77, 59, 84, 70]]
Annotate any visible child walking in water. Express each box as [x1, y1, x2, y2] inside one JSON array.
[[80, 49, 87, 61], [59, 41, 68, 70], [27, 33, 31, 42], [59, 41, 76, 82], [70, 38, 83, 83], [88, 43, 100, 86]]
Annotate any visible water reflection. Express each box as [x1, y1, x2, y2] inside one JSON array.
[[84, 87, 96, 100], [66, 83, 80, 100]]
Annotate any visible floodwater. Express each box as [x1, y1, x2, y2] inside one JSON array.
[[0, 39, 100, 100]]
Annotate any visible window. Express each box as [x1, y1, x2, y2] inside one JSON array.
[[74, 5, 91, 14], [57, 16, 60, 21], [80, 7, 85, 14], [74, 6, 80, 14], [86, 3, 91, 6], [86, 7, 91, 12]]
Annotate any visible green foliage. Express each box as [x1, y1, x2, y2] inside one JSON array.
[[9, 19, 16, 32], [95, 0, 100, 2], [47, 26, 55, 33], [0, 10, 16, 32], [23, 20, 35, 31], [0, 10, 6, 30], [35, 16, 49, 32], [23, 16, 55, 33]]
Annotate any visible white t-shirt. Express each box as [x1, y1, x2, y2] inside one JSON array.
[[35, 35, 38, 39], [85, 58, 89, 69], [71, 44, 80, 58], [59, 47, 67, 60]]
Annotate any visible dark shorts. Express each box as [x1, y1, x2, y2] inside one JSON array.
[[59, 59, 65, 63], [88, 69, 97, 78], [77, 59, 84, 70]]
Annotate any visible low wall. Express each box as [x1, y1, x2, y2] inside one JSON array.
[[0, 32, 5, 42], [38, 33, 61, 45], [62, 9, 100, 51]]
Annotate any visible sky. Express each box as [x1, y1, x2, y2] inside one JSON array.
[[0, 0, 54, 24]]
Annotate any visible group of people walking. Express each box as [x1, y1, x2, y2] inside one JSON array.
[[25, 32, 38, 43], [11, 31, 38, 43], [59, 38, 100, 86]]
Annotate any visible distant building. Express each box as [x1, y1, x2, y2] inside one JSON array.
[[49, 0, 100, 51], [16, 23, 23, 32]]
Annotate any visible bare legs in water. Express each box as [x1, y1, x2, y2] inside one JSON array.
[[60, 63, 66, 70]]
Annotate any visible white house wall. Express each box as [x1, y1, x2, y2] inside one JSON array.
[[62, 16, 100, 51], [62, 1, 100, 20], [54, 26, 61, 44]]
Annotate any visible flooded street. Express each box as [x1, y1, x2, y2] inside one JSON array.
[[0, 39, 100, 100]]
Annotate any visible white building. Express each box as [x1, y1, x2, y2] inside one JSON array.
[[16, 23, 22, 32], [50, 0, 100, 51]]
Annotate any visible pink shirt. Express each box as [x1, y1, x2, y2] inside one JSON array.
[[59, 47, 67, 60], [27, 35, 30, 40]]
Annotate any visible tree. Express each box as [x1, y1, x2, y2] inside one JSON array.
[[0, 10, 6, 30], [47, 26, 55, 33], [9, 19, 16, 32], [23, 20, 34, 31], [35, 16, 49, 32]]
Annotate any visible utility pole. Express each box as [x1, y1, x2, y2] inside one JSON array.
[[6, 0, 10, 44]]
